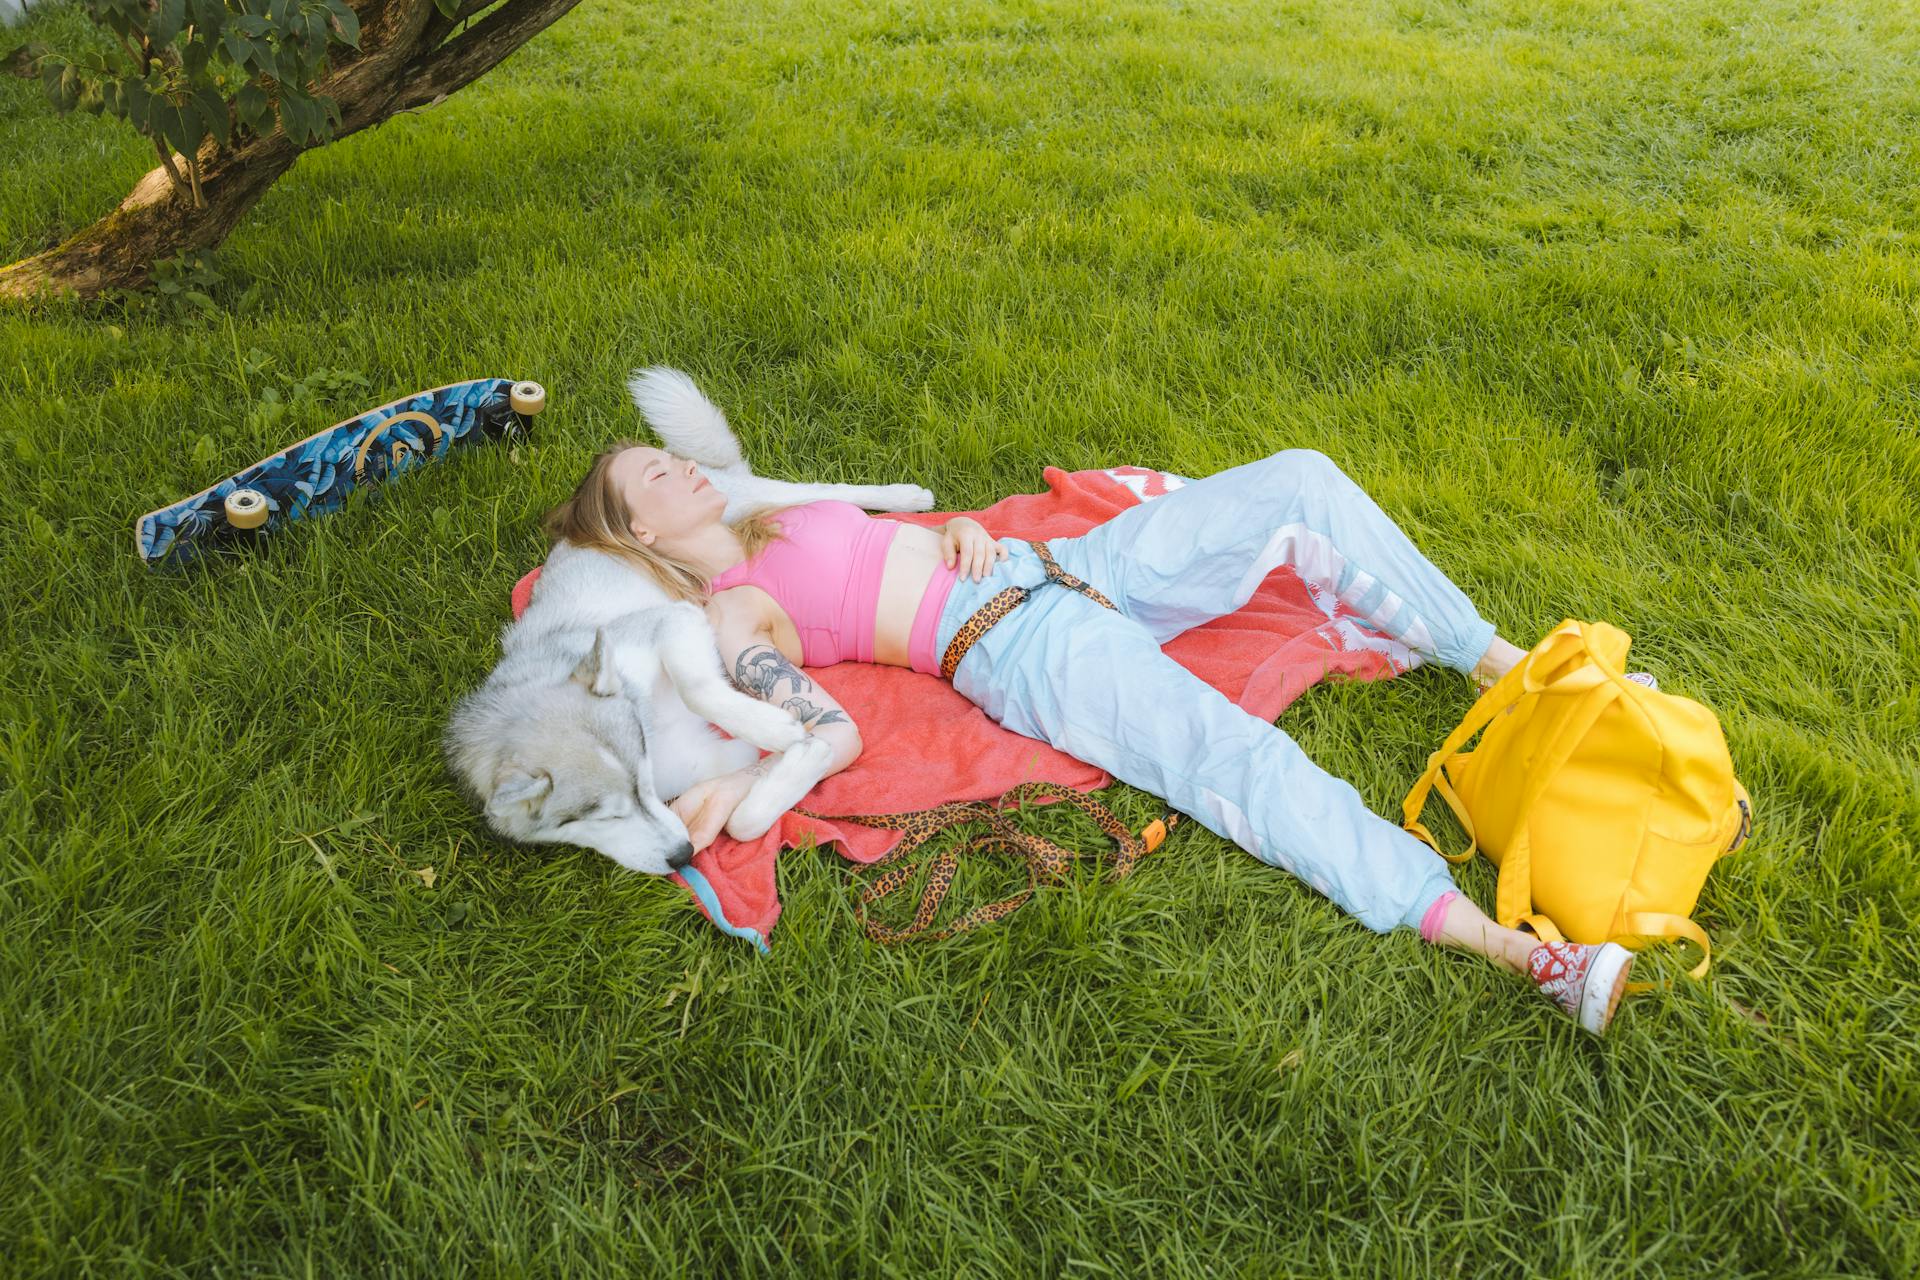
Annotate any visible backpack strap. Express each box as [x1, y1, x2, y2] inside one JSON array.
[[1617, 912, 1713, 985], [1490, 676, 1624, 937], [1402, 619, 1608, 861], [1425, 765, 1481, 866], [1401, 661, 1533, 862]]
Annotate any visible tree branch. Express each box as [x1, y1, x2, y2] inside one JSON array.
[[152, 136, 190, 198], [402, 0, 581, 102], [418, 0, 499, 52], [5, 0, 582, 300], [327, 0, 436, 75]]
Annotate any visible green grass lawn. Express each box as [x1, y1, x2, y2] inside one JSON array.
[[4, 0, 1917, 1273]]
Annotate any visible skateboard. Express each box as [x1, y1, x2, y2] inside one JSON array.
[[136, 377, 546, 565]]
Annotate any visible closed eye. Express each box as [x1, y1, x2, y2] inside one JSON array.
[[566, 801, 639, 825]]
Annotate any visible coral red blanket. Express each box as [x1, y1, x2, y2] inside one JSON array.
[[507, 465, 1418, 950]]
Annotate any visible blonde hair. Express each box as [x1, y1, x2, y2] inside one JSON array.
[[542, 439, 792, 605]]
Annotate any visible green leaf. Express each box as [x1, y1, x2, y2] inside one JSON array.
[[148, 97, 176, 150], [248, 38, 281, 82], [325, 0, 360, 48], [433, 0, 460, 19], [189, 0, 226, 42], [38, 57, 68, 112], [294, 10, 321, 59], [8, 39, 50, 72], [179, 101, 208, 153], [278, 91, 310, 144], [235, 81, 269, 131], [302, 94, 328, 144], [194, 85, 230, 146], [149, 0, 186, 49], [156, 97, 201, 154], [301, 95, 325, 145], [223, 28, 251, 65], [127, 82, 151, 130], [57, 65, 82, 113]]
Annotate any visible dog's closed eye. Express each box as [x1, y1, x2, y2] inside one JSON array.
[[560, 800, 637, 826]]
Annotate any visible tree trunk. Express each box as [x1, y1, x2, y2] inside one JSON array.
[[2, 0, 581, 301]]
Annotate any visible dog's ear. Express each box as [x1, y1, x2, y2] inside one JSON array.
[[487, 766, 553, 818], [570, 628, 621, 697]]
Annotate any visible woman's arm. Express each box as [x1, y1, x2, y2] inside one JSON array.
[[710, 596, 862, 770], [671, 596, 862, 848]]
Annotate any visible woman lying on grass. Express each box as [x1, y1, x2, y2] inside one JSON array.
[[546, 441, 1635, 1036]]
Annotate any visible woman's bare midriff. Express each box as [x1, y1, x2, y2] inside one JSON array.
[[711, 520, 964, 668]]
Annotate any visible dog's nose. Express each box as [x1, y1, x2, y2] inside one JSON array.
[[666, 840, 696, 871]]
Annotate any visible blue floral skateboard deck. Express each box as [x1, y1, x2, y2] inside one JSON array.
[[136, 377, 545, 565]]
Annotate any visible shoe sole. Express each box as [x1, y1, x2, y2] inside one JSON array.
[[1579, 942, 1635, 1035]]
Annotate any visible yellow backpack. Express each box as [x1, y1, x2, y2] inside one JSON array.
[[1401, 619, 1751, 982]]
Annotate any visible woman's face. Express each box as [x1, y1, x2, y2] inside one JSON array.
[[609, 446, 724, 546]]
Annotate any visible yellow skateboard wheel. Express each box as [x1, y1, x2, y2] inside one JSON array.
[[510, 381, 546, 416], [224, 488, 269, 529]]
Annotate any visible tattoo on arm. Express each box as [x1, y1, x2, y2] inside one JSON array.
[[783, 696, 849, 726], [735, 646, 806, 700], [733, 645, 849, 730]]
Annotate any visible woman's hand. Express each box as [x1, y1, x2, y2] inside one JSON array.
[[668, 763, 766, 853], [940, 516, 1008, 581]]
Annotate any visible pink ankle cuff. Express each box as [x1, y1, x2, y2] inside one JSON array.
[[1419, 891, 1460, 943]]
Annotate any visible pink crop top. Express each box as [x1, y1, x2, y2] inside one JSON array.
[[707, 500, 961, 674]]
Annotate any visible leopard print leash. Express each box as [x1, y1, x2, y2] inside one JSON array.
[[799, 539, 1182, 944], [795, 783, 1185, 944]]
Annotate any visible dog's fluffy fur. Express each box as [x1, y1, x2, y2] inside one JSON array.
[[442, 368, 934, 875]]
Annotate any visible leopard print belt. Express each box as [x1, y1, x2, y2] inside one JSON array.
[[938, 539, 1118, 681]]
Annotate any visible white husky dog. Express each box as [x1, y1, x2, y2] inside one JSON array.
[[443, 368, 934, 874]]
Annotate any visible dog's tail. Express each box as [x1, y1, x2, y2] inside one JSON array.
[[626, 367, 745, 471]]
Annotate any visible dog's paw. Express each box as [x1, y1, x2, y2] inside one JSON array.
[[876, 484, 936, 513], [724, 792, 783, 842], [720, 698, 808, 752], [725, 738, 832, 840]]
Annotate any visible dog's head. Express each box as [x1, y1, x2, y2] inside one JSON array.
[[445, 629, 697, 874]]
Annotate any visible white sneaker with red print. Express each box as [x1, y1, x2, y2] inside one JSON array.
[[1527, 939, 1635, 1035]]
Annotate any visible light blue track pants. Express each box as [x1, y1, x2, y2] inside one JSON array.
[[930, 449, 1500, 934]]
